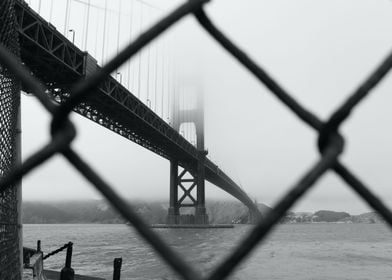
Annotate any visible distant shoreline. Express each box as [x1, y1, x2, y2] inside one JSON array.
[[22, 200, 384, 225]]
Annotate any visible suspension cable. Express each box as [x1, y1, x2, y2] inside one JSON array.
[[146, 45, 151, 106], [127, 0, 134, 90], [186, 92, 190, 141], [64, 0, 71, 35], [49, 0, 54, 22], [145, 7, 152, 105], [72, 0, 163, 13], [116, 0, 122, 76], [181, 86, 184, 135], [161, 40, 165, 118], [116, 0, 122, 54], [172, 63, 178, 127], [83, 0, 91, 50], [137, 2, 143, 98], [81, 2, 87, 49], [154, 42, 159, 112], [101, 0, 108, 65], [93, 8, 100, 59], [167, 42, 171, 123]]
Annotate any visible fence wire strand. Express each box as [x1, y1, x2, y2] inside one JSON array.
[[1, 0, 392, 279], [0, 0, 21, 278]]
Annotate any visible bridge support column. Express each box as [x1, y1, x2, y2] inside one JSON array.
[[195, 150, 208, 224], [167, 87, 209, 224], [166, 156, 209, 225], [248, 209, 262, 224], [167, 160, 179, 224]]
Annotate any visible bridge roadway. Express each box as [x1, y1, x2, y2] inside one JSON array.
[[14, 0, 261, 217]]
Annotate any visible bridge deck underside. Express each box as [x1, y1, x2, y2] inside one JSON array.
[[15, 0, 260, 215]]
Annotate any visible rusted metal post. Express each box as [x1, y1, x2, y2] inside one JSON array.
[[60, 242, 74, 280], [113, 258, 122, 280], [36, 240, 41, 252]]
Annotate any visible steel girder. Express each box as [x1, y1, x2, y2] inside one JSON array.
[[14, 0, 261, 216], [14, 0, 84, 84]]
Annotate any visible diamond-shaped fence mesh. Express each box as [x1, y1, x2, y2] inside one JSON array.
[[1, 0, 392, 279], [0, 0, 21, 279]]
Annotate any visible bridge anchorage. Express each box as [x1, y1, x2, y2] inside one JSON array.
[[167, 89, 209, 224]]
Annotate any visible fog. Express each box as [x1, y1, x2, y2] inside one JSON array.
[[21, 0, 392, 214]]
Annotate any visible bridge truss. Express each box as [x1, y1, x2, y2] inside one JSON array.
[[14, 0, 260, 217]]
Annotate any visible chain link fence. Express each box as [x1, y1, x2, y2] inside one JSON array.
[[1, 0, 392, 279], [0, 0, 21, 279]]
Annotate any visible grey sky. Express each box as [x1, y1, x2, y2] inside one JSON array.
[[22, 0, 392, 214]]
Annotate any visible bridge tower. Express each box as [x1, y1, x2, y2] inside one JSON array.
[[167, 89, 209, 224]]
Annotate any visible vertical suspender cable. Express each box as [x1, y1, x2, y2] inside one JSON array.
[[127, 0, 134, 90], [189, 92, 191, 141], [184, 88, 186, 139], [38, 0, 42, 14], [172, 61, 177, 127], [183, 88, 185, 138], [167, 41, 171, 124], [185, 89, 187, 138], [174, 64, 177, 128], [81, 3, 87, 49], [187, 92, 189, 141], [178, 81, 181, 132], [161, 41, 165, 119], [94, 8, 100, 59], [184, 89, 187, 139], [167, 67, 170, 123], [174, 61, 178, 128], [102, 0, 108, 65], [181, 87, 184, 136], [116, 0, 122, 77], [173, 66, 176, 127], [154, 41, 159, 112], [146, 45, 151, 106], [137, 2, 143, 98], [83, 0, 91, 51], [49, 0, 54, 23], [145, 9, 151, 105], [178, 85, 181, 133], [167, 58, 170, 124], [64, 0, 70, 35]]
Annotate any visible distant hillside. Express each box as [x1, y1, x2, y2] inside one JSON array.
[[351, 212, 385, 223], [207, 201, 270, 224], [313, 210, 350, 222], [282, 210, 384, 224], [23, 201, 124, 224], [23, 201, 382, 224], [23, 202, 75, 223], [22, 200, 271, 224]]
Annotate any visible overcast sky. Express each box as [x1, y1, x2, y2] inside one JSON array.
[[21, 0, 392, 214]]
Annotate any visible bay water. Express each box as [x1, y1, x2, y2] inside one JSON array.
[[23, 223, 392, 279]]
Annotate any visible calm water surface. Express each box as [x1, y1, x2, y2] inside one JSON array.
[[23, 223, 392, 279]]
